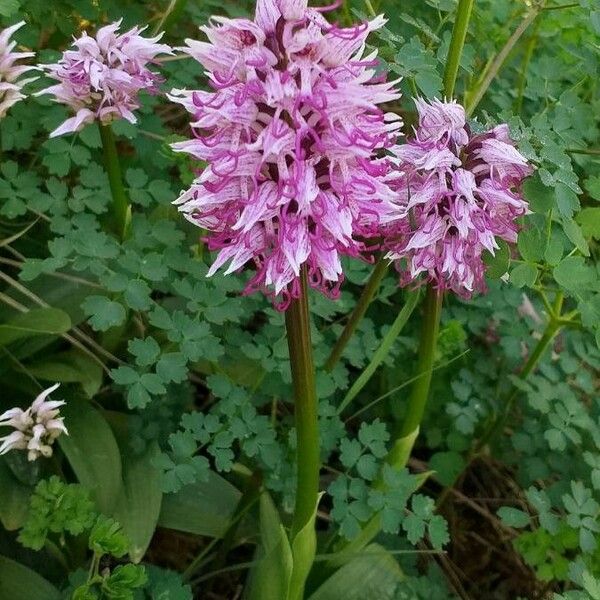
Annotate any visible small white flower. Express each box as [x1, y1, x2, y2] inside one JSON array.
[[0, 383, 68, 461]]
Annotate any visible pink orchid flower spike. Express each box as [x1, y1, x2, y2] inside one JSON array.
[[385, 98, 533, 298], [36, 20, 172, 137], [170, 0, 403, 309]]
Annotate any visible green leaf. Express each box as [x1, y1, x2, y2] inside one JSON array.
[[18, 477, 96, 551], [518, 229, 545, 263], [123, 280, 153, 311], [289, 494, 322, 600], [113, 445, 163, 563], [403, 512, 426, 544], [429, 451, 465, 487], [483, 240, 510, 279], [562, 219, 589, 256], [88, 516, 129, 558], [553, 257, 596, 292], [0, 0, 21, 16], [0, 556, 60, 600], [102, 563, 147, 597], [247, 492, 293, 600], [82, 295, 126, 331], [156, 352, 188, 384], [428, 515, 450, 549], [144, 566, 193, 600], [158, 472, 242, 538], [544, 231, 564, 266], [27, 350, 103, 398], [555, 183, 580, 219], [523, 175, 554, 214], [308, 544, 404, 600], [129, 337, 161, 367], [584, 176, 600, 201], [59, 400, 123, 514], [0, 459, 31, 531], [126, 168, 149, 189], [577, 207, 600, 240], [510, 263, 538, 288], [497, 506, 531, 528], [0, 307, 71, 347]]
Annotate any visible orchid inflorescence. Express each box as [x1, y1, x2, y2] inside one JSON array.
[[385, 98, 533, 297], [36, 20, 172, 137], [1, 7, 532, 306], [0, 384, 68, 462], [170, 0, 403, 307]]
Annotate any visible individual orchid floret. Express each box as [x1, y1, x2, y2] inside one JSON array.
[[0, 21, 38, 118], [36, 20, 172, 137], [169, 0, 402, 308], [0, 383, 68, 461], [385, 98, 533, 297]]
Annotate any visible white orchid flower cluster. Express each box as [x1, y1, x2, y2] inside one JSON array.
[[0, 383, 68, 461]]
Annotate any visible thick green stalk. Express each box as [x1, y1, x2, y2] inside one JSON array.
[[398, 287, 443, 439], [324, 257, 388, 372], [98, 123, 130, 242], [442, 0, 475, 99], [285, 268, 320, 540]]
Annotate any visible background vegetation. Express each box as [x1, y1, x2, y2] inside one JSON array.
[[0, 0, 599, 598]]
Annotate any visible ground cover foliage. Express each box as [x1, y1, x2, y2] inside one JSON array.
[[0, 0, 599, 598]]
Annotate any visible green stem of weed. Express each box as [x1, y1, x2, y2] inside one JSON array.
[[153, 0, 189, 35], [466, 6, 540, 116], [324, 257, 389, 372], [337, 289, 420, 415]]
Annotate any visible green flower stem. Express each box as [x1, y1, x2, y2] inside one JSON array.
[[382, 0, 474, 468], [324, 257, 389, 372], [442, 0, 475, 99], [398, 286, 443, 439], [285, 267, 320, 542], [98, 123, 131, 242]]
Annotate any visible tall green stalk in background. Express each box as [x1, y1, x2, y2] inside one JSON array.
[[98, 123, 131, 242]]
